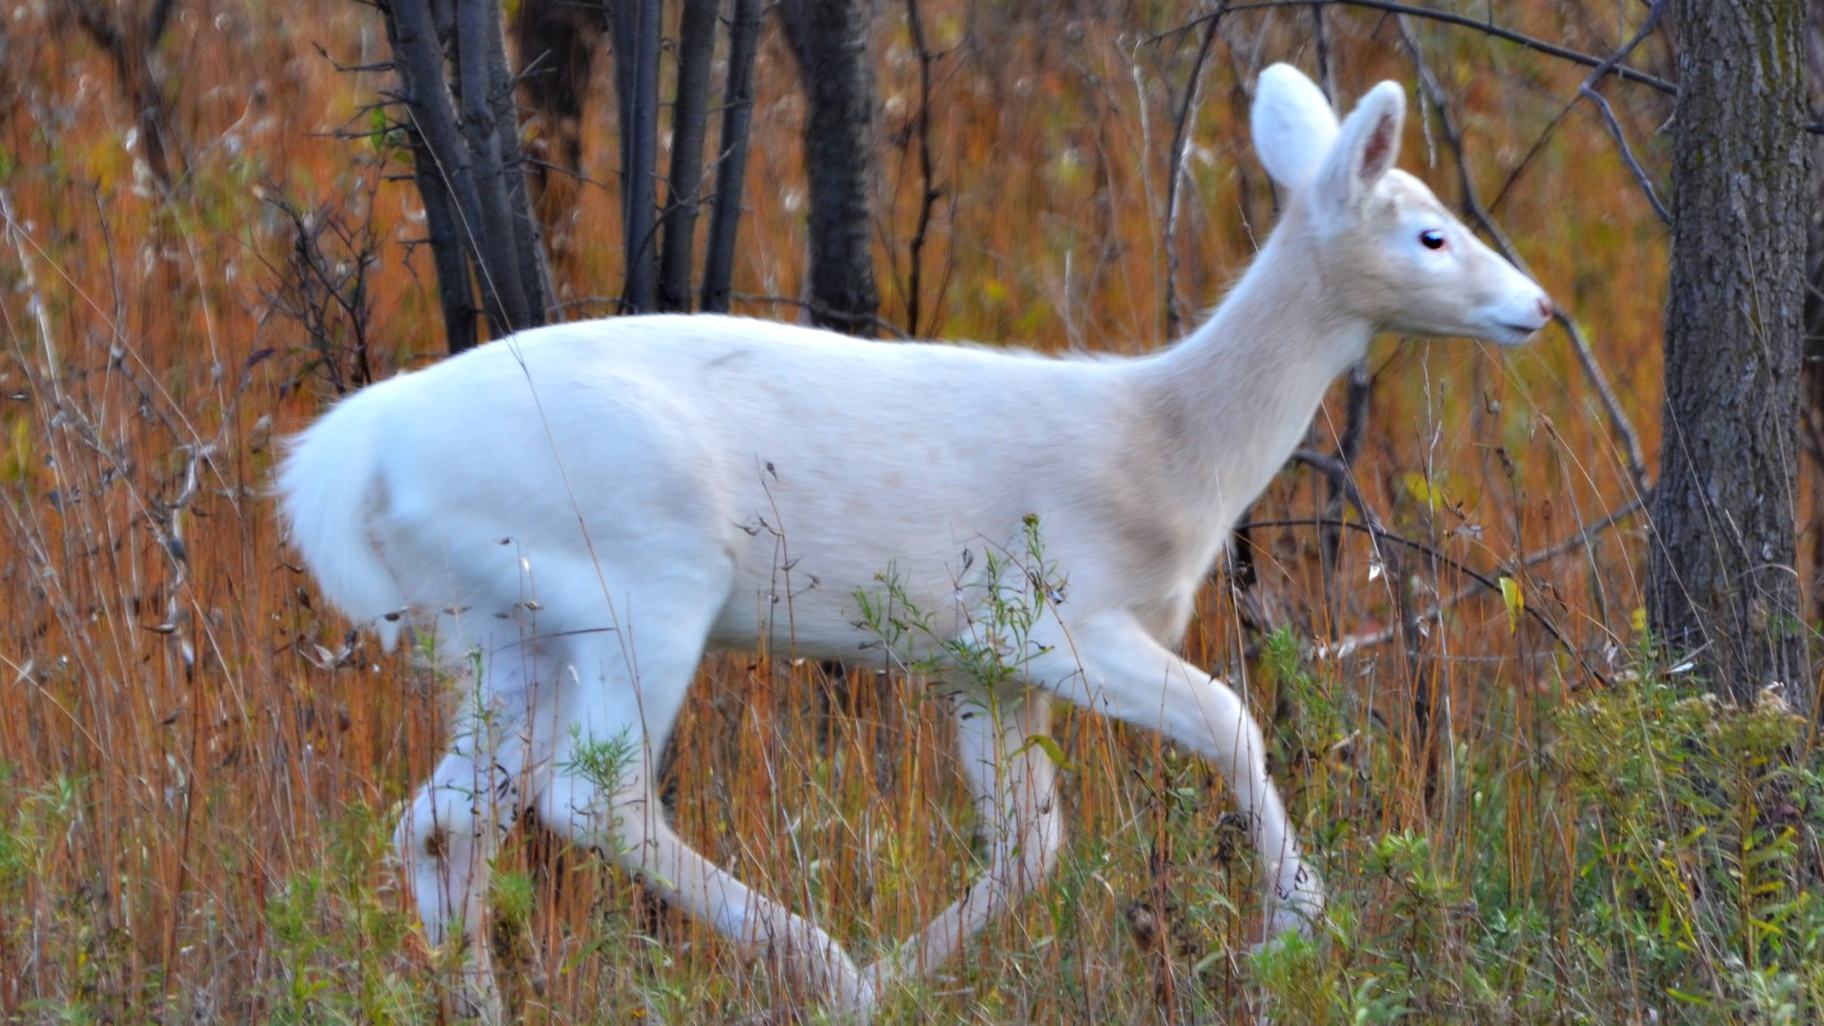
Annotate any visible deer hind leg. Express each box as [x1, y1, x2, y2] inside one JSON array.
[[867, 686, 1064, 995], [1029, 614, 1324, 943], [395, 649, 542, 1023], [529, 624, 878, 1017]]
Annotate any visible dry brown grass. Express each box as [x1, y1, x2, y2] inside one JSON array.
[[3, 2, 1813, 1024]]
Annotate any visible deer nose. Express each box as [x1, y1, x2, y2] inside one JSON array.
[[1536, 295, 1555, 324]]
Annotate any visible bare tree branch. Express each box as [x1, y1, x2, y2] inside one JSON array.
[[1316, 360, 1373, 624], [1239, 514, 1614, 688], [1579, 83, 1670, 224], [1163, 5, 1222, 340], [1397, 19, 1652, 496], [1153, 0, 1675, 95], [901, 0, 944, 338], [1489, 2, 1671, 224], [1316, 495, 1647, 658]]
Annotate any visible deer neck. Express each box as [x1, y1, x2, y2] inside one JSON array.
[[1140, 221, 1374, 529]]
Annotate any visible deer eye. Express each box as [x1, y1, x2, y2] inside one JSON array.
[[1419, 230, 1446, 250]]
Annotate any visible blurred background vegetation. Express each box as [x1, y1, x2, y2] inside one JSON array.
[[0, 0, 1820, 1023]]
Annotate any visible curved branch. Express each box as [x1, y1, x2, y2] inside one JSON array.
[[1152, 0, 1675, 95], [1238, 515, 1614, 687], [1163, 7, 1222, 339], [1396, 20, 1653, 496], [1317, 495, 1647, 657], [1579, 83, 1670, 224]]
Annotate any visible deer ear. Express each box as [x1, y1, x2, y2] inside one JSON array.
[[1251, 64, 1339, 191], [1312, 81, 1406, 221]]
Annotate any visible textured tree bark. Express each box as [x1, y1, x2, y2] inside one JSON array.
[[1647, 0, 1811, 704], [484, 2, 555, 325], [780, 0, 882, 338], [379, 0, 550, 352], [382, 0, 484, 351], [700, 0, 762, 314], [1799, 4, 1824, 633], [657, 0, 717, 312], [455, 0, 532, 330], [608, 0, 661, 312]]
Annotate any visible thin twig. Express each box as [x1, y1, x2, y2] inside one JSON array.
[[1306, 495, 1645, 659], [1163, 4, 1223, 339], [1150, 0, 1675, 94], [1397, 21, 1652, 496], [903, 0, 943, 338], [1238, 516, 1613, 687], [1292, 448, 1382, 533], [1519, 1, 1673, 224], [1487, 0, 1669, 215], [1293, 447, 1420, 684], [1579, 84, 1670, 224], [1311, 359, 1373, 620]]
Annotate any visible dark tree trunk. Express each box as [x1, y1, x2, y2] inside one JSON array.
[[487, 0, 557, 318], [67, 0, 184, 188], [514, 0, 601, 243], [1647, 0, 1811, 704], [607, 0, 661, 312], [383, 0, 485, 351], [379, 0, 551, 352], [456, 0, 534, 330], [780, 0, 881, 338], [700, 0, 762, 314], [656, 0, 717, 312], [1799, 3, 1824, 635]]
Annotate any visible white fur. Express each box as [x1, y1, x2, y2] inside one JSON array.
[[1251, 63, 1339, 187], [277, 64, 1551, 1018]]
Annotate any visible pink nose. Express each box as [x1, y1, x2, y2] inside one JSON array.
[[1536, 295, 1555, 323]]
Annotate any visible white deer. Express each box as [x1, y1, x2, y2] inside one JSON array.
[[277, 64, 1550, 1018]]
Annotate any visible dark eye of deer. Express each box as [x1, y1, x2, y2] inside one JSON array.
[[1419, 230, 1446, 250]]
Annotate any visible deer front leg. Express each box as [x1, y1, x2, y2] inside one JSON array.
[[1029, 615, 1324, 944]]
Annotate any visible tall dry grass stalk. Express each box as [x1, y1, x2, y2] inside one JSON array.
[[5, 2, 1814, 1025]]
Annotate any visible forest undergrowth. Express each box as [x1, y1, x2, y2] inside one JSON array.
[[1, 1, 1819, 1023]]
